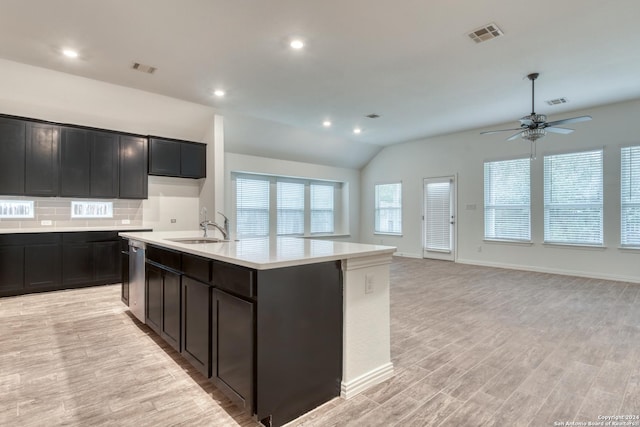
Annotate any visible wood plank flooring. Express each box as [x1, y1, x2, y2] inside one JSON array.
[[2, 258, 639, 426]]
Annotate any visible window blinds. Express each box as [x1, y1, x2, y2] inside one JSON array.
[[484, 158, 531, 241], [375, 183, 402, 234], [310, 183, 334, 233], [544, 149, 603, 245], [277, 181, 305, 235], [622, 146, 640, 247], [236, 177, 270, 238], [424, 180, 451, 251]]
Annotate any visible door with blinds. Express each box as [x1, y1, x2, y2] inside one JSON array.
[[423, 177, 456, 261]]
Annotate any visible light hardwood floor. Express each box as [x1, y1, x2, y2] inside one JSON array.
[[2, 258, 639, 426]]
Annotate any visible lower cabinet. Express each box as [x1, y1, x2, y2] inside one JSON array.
[[121, 241, 129, 305], [0, 245, 25, 294], [25, 241, 62, 290], [181, 276, 211, 377], [145, 261, 181, 352], [62, 233, 121, 287], [212, 288, 255, 413]]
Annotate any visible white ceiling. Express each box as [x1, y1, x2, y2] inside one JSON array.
[[1, 0, 639, 168]]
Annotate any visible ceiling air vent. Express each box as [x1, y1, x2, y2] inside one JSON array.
[[132, 62, 157, 74], [467, 23, 503, 43], [546, 97, 568, 106]]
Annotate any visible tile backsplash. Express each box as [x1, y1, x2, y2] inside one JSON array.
[[0, 196, 143, 229]]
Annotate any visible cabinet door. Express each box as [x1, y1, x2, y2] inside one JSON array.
[[121, 251, 129, 305], [149, 138, 180, 177], [0, 245, 24, 294], [161, 270, 181, 352], [212, 289, 254, 413], [180, 142, 206, 178], [182, 276, 211, 377], [62, 242, 94, 285], [25, 243, 62, 289], [94, 241, 121, 283], [59, 127, 91, 197], [146, 263, 163, 334], [0, 117, 26, 195], [119, 136, 148, 199], [26, 123, 60, 196], [91, 131, 119, 198]]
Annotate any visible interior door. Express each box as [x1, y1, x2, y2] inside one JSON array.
[[423, 176, 456, 261]]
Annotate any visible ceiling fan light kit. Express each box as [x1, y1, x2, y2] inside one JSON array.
[[481, 72, 592, 159]]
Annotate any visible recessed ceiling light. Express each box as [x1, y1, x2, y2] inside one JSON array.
[[353, 128, 362, 134], [290, 39, 305, 50], [322, 120, 332, 127], [62, 49, 78, 58], [213, 89, 226, 97]]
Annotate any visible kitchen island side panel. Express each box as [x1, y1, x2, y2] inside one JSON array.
[[256, 261, 343, 427]]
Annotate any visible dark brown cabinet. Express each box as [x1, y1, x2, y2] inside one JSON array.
[[60, 128, 119, 198], [0, 245, 24, 293], [119, 135, 148, 199], [25, 122, 60, 196], [182, 276, 211, 377], [212, 288, 254, 413], [121, 239, 130, 306], [25, 237, 62, 290], [146, 262, 163, 334], [62, 232, 121, 286], [149, 137, 206, 179], [0, 117, 26, 195]]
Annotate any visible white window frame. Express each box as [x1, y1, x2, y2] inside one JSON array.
[[374, 182, 402, 235], [232, 172, 340, 238], [621, 145, 640, 248], [483, 157, 531, 242], [543, 148, 604, 247]]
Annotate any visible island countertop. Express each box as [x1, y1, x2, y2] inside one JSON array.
[[119, 230, 396, 270]]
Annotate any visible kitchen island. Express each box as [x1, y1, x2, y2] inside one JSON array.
[[119, 230, 396, 427]]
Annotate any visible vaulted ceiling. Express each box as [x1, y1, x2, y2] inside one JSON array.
[[0, 1, 639, 168]]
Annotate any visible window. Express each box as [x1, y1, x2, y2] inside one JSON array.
[[310, 183, 334, 234], [277, 181, 304, 235], [0, 200, 34, 218], [544, 149, 603, 245], [71, 201, 113, 218], [236, 176, 270, 238], [375, 182, 402, 234], [622, 146, 640, 247], [484, 158, 531, 241], [234, 173, 341, 237]]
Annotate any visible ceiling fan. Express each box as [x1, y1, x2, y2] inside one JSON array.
[[481, 73, 592, 145]]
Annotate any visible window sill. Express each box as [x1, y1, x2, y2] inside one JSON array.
[[619, 246, 640, 252], [483, 239, 533, 246], [543, 242, 606, 251], [301, 234, 351, 239], [374, 232, 403, 237]]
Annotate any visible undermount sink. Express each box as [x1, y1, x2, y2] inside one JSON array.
[[167, 237, 229, 244]]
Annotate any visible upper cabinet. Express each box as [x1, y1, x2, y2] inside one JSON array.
[[25, 122, 60, 196], [0, 117, 26, 195], [60, 127, 119, 198], [119, 135, 148, 199], [149, 137, 206, 179]]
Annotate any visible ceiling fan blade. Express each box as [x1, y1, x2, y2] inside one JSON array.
[[506, 131, 524, 141], [546, 115, 592, 127], [545, 127, 574, 135], [480, 128, 523, 135]]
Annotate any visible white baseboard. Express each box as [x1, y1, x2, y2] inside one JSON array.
[[392, 252, 422, 259], [456, 258, 640, 284], [340, 363, 394, 399]]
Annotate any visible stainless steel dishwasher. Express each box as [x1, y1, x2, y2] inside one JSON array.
[[129, 239, 146, 323]]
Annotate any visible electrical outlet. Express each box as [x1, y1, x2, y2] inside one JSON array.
[[40, 220, 52, 226], [365, 274, 374, 294], [121, 219, 131, 225], [170, 219, 177, 223]]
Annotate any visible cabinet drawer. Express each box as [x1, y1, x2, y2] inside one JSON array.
[[147, 245, 181, 271], [212, 261, 255, 299], [182, 253, 212, 284]]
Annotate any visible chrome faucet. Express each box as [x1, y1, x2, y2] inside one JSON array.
[[199, 208, 230, 240]]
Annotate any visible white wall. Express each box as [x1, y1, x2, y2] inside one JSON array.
[[225, 152, 361, 242], [361, 98, 640, 283], [0, 58, 217, 231]]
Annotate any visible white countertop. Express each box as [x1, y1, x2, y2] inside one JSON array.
[[0, 226, 151, 234], [119, 230, 396, 270]]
